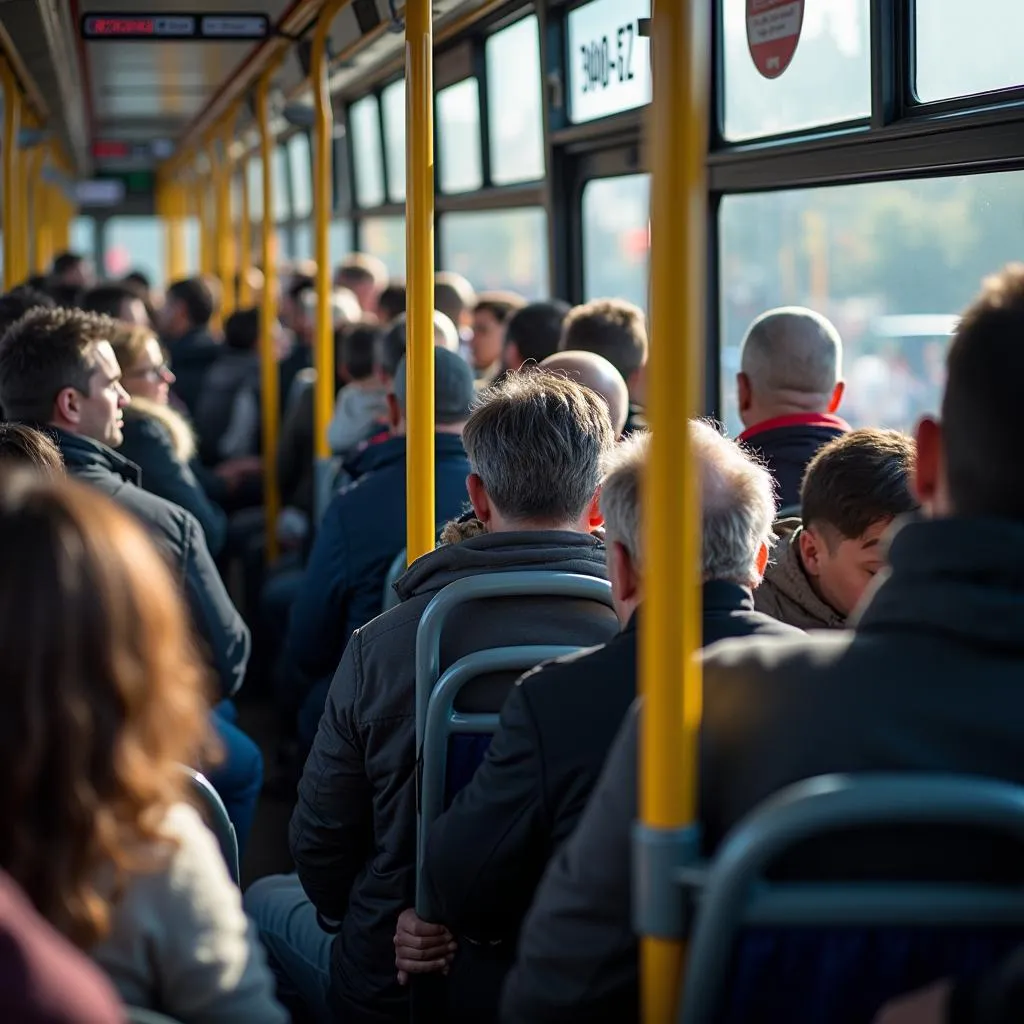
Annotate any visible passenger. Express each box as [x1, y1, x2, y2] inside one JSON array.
[[736, 306, 849, 510], [503, 263, 1024, 1023], [335, 252, 389, 316], [0, 422, 63, 475], [50, 251, 93, 290], [756, 428, 918, 630], [378, 281, 407, 324], [46, 283, 85, 310], [246, 371, 621, 1024], [540, 350, 629, 437], [284, 346, 475, 748], [558, 298, 648, 434], [110, 322, 228, 555], [81, 282, 149, 326], [0, 472, 286, 1022], [0, 869, 125, 1023], [0, 285, 55, 334], [327, 321, 388, 458], [159, 276, 220, 415], [435, 271, 477, 351], [470, 291, 526, 386], [503, 299, 571, 371], [418, 425, 798, 1022]]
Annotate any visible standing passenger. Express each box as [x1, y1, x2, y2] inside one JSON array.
[[503, 299, 571, 371], [470, 291, 526, 386], [335, 253, 389, 316], [159, 276, 220, 416]]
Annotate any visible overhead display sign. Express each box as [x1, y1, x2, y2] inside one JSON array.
[[81, 13, 270, 41], [75, 179, 126, 207], [746, 0, 804, 80], [567, 0, 651, 125]]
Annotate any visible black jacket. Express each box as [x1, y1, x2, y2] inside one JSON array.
[[193, 348, 262, 465], [165, 327, 220, 417], [289, 531, 621, 1024], [503, 517, 1024, 1023], [52, 429, 250, 697], [739, 412, 848, 510]]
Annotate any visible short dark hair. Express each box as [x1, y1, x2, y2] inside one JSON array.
[[0, 287, 55, 338], [45, 284, 84, 310], [801, 428, 918, 540], [81, 283, 139, 321], [559, 298, 648, 382], [434, 272, 476, 325], [166, 277, 214, 328], [336, 253, 388, 290], [224, 308, 259, 352], [505, 300, 571, 365], [474, 291, 526, 324], [341, 323, 382, 381], [0, 307, 118, 424], [123, 270, 151, 292], [51, 252, 84, 277], [287, 274, 316, 303], [378, 282, 407, 322], [375, 318, 408, 379], [0, 423, 63, 475]]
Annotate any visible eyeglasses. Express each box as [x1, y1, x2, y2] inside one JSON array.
[[126, 363, 173, 383]]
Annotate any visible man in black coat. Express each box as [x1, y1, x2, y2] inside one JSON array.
[[399, 421, 798, 1021], [501, 266, 1024, 1022], [159, 275, 221, 417]]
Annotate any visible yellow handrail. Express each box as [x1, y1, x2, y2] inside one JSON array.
[[640, 0, 710, 1020], [0, 60, 21, 289], [404, 0, 435, 563], [28, 143, 46, 274], [238, 152, 253, 307], [199, 160, 215, 278], [167, 182, 187, 283], [256, 70, 281, 561], [218, 115, 238, 316]]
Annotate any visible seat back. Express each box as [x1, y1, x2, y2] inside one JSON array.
[[183, 767, 240, 885], [382, 547, 407, 610], [675, 774, 1024, 1024]]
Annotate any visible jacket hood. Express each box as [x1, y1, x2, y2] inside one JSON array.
[[394, 529, 608, 601], [344, 431, 467, 480], [45, 427, 141, 485], [854, 517, 1024, 650], [124, 398, 196, 463], [330, 384, 389, 453], [761, 526, 845, 629]]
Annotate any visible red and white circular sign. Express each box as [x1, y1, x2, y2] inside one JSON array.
[[746, 0, 804, 80]]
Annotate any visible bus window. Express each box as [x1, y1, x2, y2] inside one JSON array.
[[329, 221, 353, 268], [104, 217, 163, 286], [486, 16, 544, 184], [288, 132, 313, 220], [717, 170, 1024, 435], [183, 219, 200, 277], [381, 79, 406, 202], [581, 173, 649, 310], [293, 224, 312, 260], [248, 157, 263, 221], [437, 79, 483, 194], [916, 0, 1024, 101], [361, 217, 405, 277], [273, 146, 290, 222], [440, 208, 549, 298], [722, 0, 870, 141], [351, 95, 386, 208], [71, 216, 96, 265]]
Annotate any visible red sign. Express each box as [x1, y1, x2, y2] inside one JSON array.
[[746, 0, 804, 80]]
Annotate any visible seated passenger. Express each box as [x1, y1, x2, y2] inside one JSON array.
[[0, 285, 55, 333], [755, 428, 918, 630], [471, 291, 526, 386], [378, 281, 407, 324], [81, 282, 150, 327], [50, 250, 93, 291], [502, 263, 1024, 1023], [284, 346, 475, 745], [736, 306, 849, 510], [435, 271, 477, 352], [245, 371, 622, 1024], [327, 322, 388, 458], [541, 350, 629, 437], [335, 253, 389, 316], [503, 299, 571, 372], [159, 276, 220, 415], [111, 322, 227, 555], [558, 298, 648, 434], [412, 424, 799, 1022], [0, 472, 285, 1023]]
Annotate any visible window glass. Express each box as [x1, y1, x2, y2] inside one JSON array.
[[718, 172, 1024, 435], [247, 157, 263, 220], [104, 217, 163, 285], [330, 220, 354, 267], [722, 0, 870, 141], [440, 207, 548, 297], [487, 17, 545, 183], [272, 146, 290, 221], [288, 132, 313, 218], [916, 0, 1024, 101], [70, 216, 95, 265], [381, 79, 406, 202], [183, 218, 200, 276], [581, 173, 649, 309], [567, 0, 652, 124], [437, 79, 483, 194], [361, 216, 405, 277], [351, 95, 386, 208], [293, 223, 313, 260]]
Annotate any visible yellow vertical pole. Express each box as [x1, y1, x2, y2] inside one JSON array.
[[311, 0, 343, 520], [218, 117, 237, 316], [16, 120, 32, 283], [405, 0, 435, 562], [167, 181, 186, 283], [256, 71, 280, 561], [52, 153, 70, 256], [28, 142, 44, 275], [238, 154, 252, 307], [198, 162, 214, 277], [640, 0, 709, 1019], [1, 61, 21, 290]]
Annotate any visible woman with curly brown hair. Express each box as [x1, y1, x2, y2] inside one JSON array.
[[0, 470, 286, 1023]]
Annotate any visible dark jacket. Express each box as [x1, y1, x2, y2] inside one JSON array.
[[118, 407, 228, 556], [284, 433, 472, 686], [503, 517, 1024, 1022], [739, 412, 849, 510], [52, 429, 250, 697], [166, 327, 220, 417], [193, 349, 261, 465], [950, 946, 1024, 1024], [277, 372, 315, 515], [290, 531, 620, 1024]]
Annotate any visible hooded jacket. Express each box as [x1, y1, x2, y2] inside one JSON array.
[[328, 381, 390, 457], [193, 349, 262, 465], [754, 520, 846, 630], [289, 530, 620, 1024], [165, 326, 220, 417]]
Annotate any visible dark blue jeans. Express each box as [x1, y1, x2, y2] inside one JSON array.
[[206, 701, 263, 862]]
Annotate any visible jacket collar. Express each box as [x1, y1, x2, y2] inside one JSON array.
[[344, 432, 467, 478], [738, 412, 850, 443], [46, 426, 141, 485], [702, 579, 757, 613]]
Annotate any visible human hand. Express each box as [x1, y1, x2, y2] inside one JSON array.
[[394, 908, 456, 985]]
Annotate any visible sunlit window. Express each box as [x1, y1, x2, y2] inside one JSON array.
[[272, 146, 290, 221], [288, 132, 313, 219], [330, 220, 354, 268], [437, 79, 483, 193], [440, 208, 548, 297], [351, 95, 386, 208], [581, 174, 649, 310], [247, 157, 263, 220], [361, 216, 405, 277], [381, 79, 406, 202], [104, 217, 164, 285]]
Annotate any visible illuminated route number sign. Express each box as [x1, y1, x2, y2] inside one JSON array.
[[567, 0, 651, 124], [82, 13, 270, 40]]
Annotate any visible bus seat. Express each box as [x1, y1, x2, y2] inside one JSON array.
[[183, 767, 240, 886], [675, 774, 1024, 1024], [382, 547, 406, 610]]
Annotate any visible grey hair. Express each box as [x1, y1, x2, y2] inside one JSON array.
[[740, 306, 843, 399], [462, 370, 615, 525], [599, 421, 777, 586]]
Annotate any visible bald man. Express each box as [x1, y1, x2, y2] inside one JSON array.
[[541, 350, 630, 437], [737, 306, 850, 511]]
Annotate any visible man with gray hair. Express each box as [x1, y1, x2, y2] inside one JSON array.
[[247, 371, 622, 1024], [409, 423, 798, 1022], [737, 306, 850, 511]]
